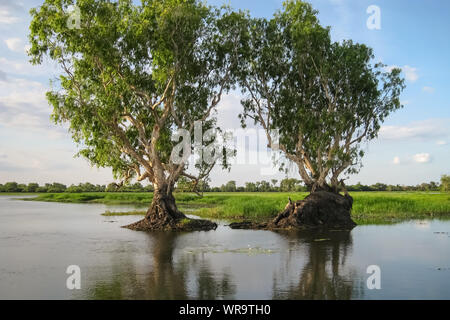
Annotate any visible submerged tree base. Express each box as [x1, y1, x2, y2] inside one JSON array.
[[124, 189, 218, 232], [123, 215, 218, 232], [229, 191, 357, 230]]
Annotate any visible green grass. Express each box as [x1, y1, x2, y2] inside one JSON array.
[[22, 191, 450, 225]]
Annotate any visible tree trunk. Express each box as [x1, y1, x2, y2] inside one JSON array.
[[124, 184, 217, 232], [146, 184, 186, 224], [270, 191, 356, 229], [310, 181, 334, 194]]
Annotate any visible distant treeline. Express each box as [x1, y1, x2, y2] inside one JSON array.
[[193, 176, 449, 192], [0, 182, 152, 193], [1, 175, 449, 193]]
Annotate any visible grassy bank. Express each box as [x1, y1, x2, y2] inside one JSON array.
[[23, 191, 450, 225]]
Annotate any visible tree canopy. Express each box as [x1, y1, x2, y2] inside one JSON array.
[[29, 0, 246, 195], [236, 0, 405, 193]]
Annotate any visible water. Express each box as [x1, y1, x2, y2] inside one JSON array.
[[0, 195, 449, 300]]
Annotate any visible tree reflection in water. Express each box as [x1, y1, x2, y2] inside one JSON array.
[[84, 229, 364, 300], [87, 232, 235, 300], [272, 230, 364, 300]]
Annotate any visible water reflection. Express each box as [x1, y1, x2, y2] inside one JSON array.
[[85, 229, 363, 300], [2, 196, 449, 299], [272, 230, 363, 300], [87, 232, 236, 300]]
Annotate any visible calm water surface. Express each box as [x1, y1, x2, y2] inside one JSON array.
[[0, 195, 449, 300]]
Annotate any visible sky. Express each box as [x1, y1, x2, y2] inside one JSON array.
[[0, 0, 449, 187]]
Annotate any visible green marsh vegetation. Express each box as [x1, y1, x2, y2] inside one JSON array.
[[25, 192, 450, 225]]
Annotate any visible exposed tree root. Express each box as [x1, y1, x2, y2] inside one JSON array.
[[229, 191, 357, 230], [123, 188, 217, 232]]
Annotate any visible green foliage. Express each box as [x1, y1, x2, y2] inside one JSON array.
[[28, 0, 246, 189], [3, 182, 20, 192], [26, 183, 40, 193], [236, 0, 405, 189], [441, 175, 450, 192], [279, 178, 303, 192], [221, 180, 236, 192]]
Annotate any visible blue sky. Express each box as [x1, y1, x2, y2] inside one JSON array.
[[0, 0, 449, 187]]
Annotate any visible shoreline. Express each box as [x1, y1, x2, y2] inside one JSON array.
[[8, 191, 450, 226]]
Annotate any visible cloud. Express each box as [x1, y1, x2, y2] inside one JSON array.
[[403, 65, 419, 82], [379, 119, 450, 141], [4, 37, 23, 52], [0, 0, 24, 11], [0, 1, 23, 25], [0, 76, 66, 138], [413, 153, 431, 164], [0, 8, 19, 24], [436, 140, 447, 146], [0, 56, 58, 77], [422, 86, 435, 94], [386, 65, 419, 82], [0, 148, 72, 173], [392, 156, 400, 165]]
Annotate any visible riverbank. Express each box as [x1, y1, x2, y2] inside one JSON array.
[[19, 191, 450, 225]]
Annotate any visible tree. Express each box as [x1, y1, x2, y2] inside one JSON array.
[[106, 183, 119, 193], [47, 182, 67, 193], [26, 183, 40, 193], [258, 180, 271, 192], [236, 1, 405, 194], [271, 179, 278, 189], [245, 182, 257, 192], [224, 180, 236, 192], [371, 183, 387, 192], [3, 182, 19, 193], [280, 178, 301, 192], [29, 0, 246, 230], [441, 175, 450, 192], [176, 176, 191, 193], [66, 184, 83, 193]]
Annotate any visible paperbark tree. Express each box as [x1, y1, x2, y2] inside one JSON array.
[[237, 1, 405, 194], [29, 0, 247, 230]]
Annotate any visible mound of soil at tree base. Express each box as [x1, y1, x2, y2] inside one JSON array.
[[123, 214, 218, 232], [229, 191, 357, 230], [123, 189, 218, 232]]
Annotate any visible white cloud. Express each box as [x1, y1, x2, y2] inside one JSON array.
[[386, 65, 419, 82], [403, 65, 419, 82], [436, 140, 447, 145], [379, 119, 450, 141], [0, 8, 19, 24], [392, 156, 400, 165], [0, 76, 66, 138], [4, 37, 23, 52], [413, 153, 431, 164], [422, 86, 435, 94], [0, 57, 58, 77]]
